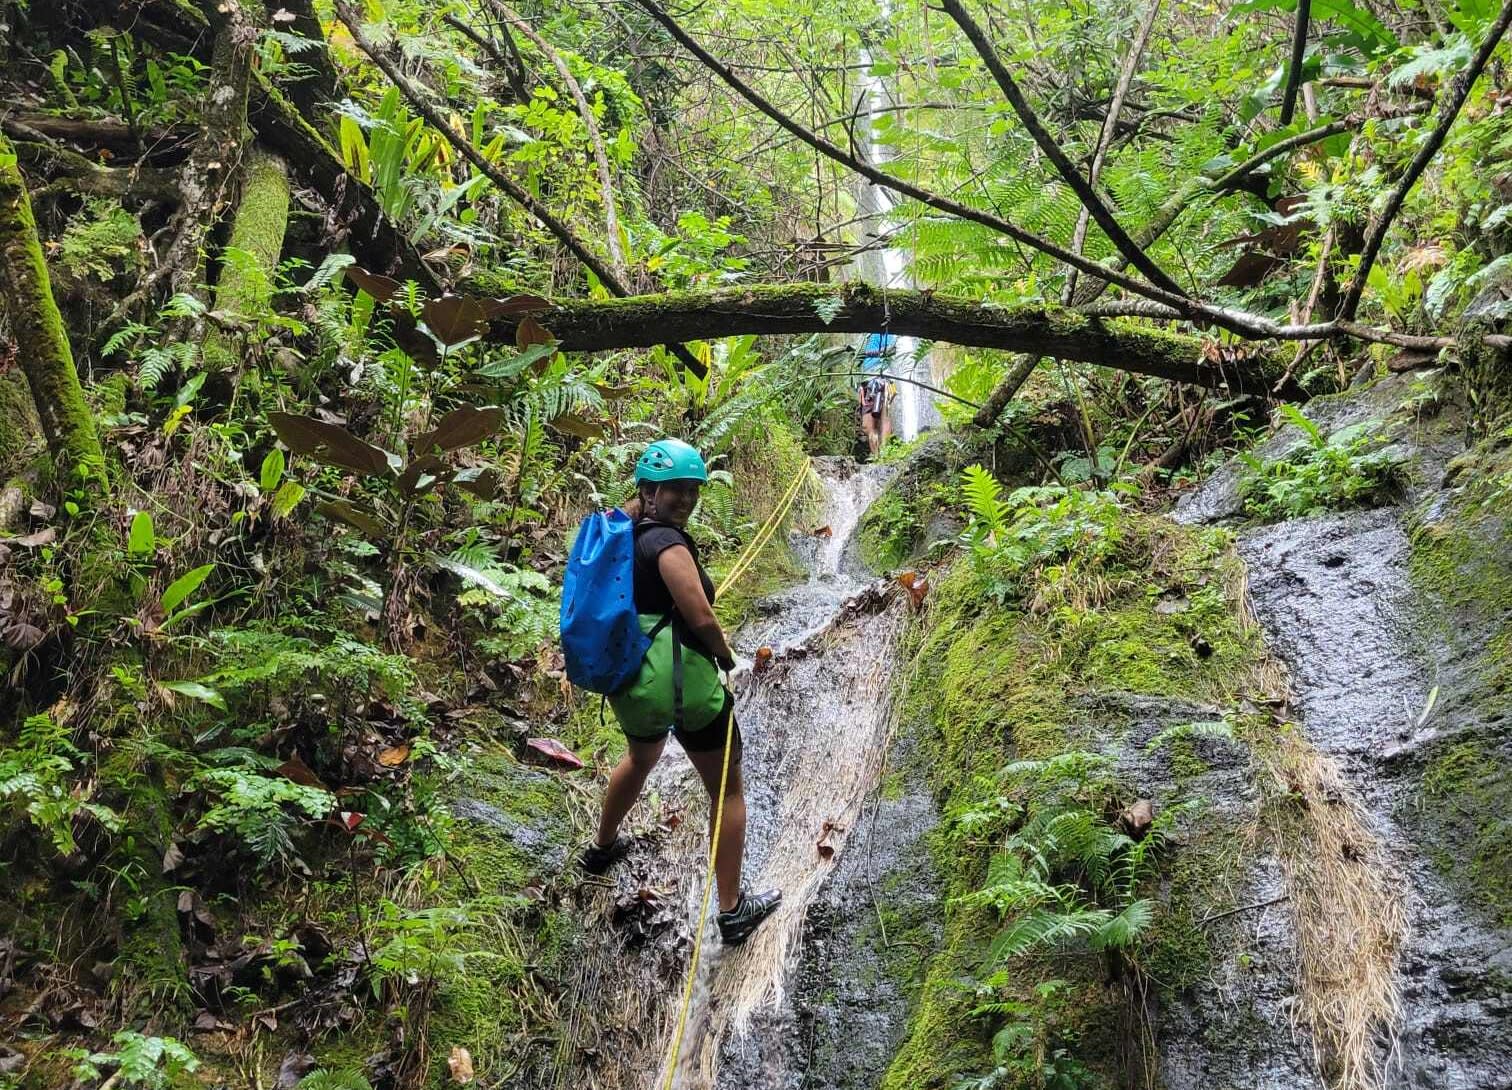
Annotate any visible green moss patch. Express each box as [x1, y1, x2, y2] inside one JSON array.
[[1406, 429, 1512, 924], [882, 487, 1265, 1088]]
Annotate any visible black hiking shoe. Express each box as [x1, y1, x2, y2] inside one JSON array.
[[581, 834, 632, 875], [717, 889, 782, 945]]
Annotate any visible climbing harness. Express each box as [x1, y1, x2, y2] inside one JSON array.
[[659, 456, 814, 1090]]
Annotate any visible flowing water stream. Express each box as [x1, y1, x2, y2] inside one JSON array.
[[563, 459, 916, 1090]]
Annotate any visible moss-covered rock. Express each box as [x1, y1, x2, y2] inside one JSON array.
[[881, 483, 1266, 1088], [1406, 428, 1512, 925]]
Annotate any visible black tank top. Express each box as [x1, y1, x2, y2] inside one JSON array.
[[631, 519, 716, 615]]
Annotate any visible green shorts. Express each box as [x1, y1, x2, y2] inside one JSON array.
[[607, 614, 729, 741]]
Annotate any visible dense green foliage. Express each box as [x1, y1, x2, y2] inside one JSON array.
[[1, 0, 1510, 1087]]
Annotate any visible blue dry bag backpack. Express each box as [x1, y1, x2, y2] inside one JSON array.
[[560, 508, 648, 694]]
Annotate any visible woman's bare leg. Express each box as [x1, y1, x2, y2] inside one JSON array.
[[685, 747, 747, 913], [595, 736, 666, 847]]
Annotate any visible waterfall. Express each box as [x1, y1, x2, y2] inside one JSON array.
[[856, 17, 934, 441]]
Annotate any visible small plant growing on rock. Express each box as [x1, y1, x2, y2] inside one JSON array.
[[1238, 405, 1402, 521]]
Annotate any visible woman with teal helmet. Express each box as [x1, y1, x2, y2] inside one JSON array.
[[583, 438, 781, 944]]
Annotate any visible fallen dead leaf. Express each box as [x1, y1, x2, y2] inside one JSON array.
[[275, 752, 328, 790], [448, 1045, 474, 1084], [524, 737, 584, 771], [377, 743, 411, 767], [3, 528, 55, 547]]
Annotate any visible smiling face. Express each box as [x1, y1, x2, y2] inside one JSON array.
[[643, 479, 702, 526]]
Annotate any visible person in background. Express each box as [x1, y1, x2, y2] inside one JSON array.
[[857, 331, 896, 458]]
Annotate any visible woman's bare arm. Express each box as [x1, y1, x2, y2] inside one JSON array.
[[658, 545, 735, 666]]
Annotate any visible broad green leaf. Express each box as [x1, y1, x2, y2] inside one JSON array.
[[162, 680, 227, 712], [270, 481, 306, 518], [161, 564, 214, 615], [127, 511, 155, 556], [477, 341, 557, 379], [259, 449, 286, 493]]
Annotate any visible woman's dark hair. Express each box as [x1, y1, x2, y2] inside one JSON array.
[[622, 481, 657, 520]]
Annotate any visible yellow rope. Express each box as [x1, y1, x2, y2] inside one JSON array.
[[660, 457, 813, 1090]]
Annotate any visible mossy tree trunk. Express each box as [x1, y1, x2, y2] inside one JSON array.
[[104, 0, 257, 330], [0, 134, 106, 486], [486, 284, 1302, 398], [203, 149, 291, 371]]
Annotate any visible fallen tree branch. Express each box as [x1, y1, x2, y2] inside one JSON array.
[[486, 284, 1301, 397], [939, 0, 1185, 297], [1340, 0, 1512, 318], [13, 139, 179, 203], [0, 114, 194, 159]]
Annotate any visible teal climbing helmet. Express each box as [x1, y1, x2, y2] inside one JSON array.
[[634, 438, 708, 484]]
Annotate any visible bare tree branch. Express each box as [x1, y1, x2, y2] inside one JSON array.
[[1279, 0, 1312, 126], [489, 0, 629, 280], [626, 0, 1188, 311], [939, 0, 1186, 297], [973, 354, 1042, 427], [1340, 0, 1512, 318], [332, 0, 708, 376], [1064, 0, 1162, 302]]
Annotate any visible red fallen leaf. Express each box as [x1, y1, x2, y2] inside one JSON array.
[[275, 752, 328, 790], [754, 646, 774, 675], [810, 524, 833, 538], [525, 737, 584, 771], [336, 811, 364, 832], [897, 571, 930, 609], [817, 842, 835, 860]]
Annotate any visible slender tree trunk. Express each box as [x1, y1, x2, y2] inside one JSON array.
[[0, 135, 105, 486], [491, 1, 630, 280], [103, 0, 257, 331]]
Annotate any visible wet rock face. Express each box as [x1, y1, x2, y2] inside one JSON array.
[[1183, 384, 1512, 1090], [1089, 693, 1323, 1090], [781, 752, 942, 1090]]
